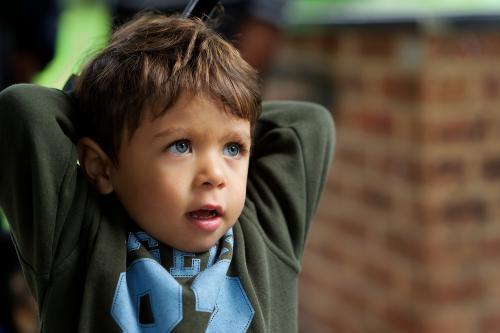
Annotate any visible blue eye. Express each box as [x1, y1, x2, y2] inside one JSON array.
[[223, 143, 241, 157], [167, 140, 191, 155]]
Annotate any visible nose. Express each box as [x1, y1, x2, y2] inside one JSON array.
[[195, 152, 226, 189]]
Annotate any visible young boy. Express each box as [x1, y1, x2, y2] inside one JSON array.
[[0, 14, 334, 332]]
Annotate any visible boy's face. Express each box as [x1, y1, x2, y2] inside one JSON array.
[[110, 92, 251, 252]]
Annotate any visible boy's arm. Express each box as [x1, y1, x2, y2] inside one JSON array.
[[0, 84, 85, 293], [246, 101, 335, 262]]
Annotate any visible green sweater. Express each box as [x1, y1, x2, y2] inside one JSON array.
[[0, 84, 334, 332]]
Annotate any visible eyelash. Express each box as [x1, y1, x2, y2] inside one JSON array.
[[166, 139, 191, 155], [227, 140, 249, 156], [165, 139, 249, 156]]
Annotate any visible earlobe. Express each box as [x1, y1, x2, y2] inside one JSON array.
[[77, 137, 114, 194]]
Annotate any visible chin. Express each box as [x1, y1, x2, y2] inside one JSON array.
[[179, 244, 214, 254], [178, 238, 219, 253]]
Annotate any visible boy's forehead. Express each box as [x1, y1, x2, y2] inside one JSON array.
[[134, 95, 250, 138], [146, 91, 225, 118], [150, 92, 249, 124]]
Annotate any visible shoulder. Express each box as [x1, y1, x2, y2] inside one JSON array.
[[260, 100, 333, 127], [0, 84, 74, 123], [0, 83, 68, 105]]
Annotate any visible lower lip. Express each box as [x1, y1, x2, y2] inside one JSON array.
[[187, 215, 221, 232]]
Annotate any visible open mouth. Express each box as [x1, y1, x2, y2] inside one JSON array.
[[187, 209, 221, 220]]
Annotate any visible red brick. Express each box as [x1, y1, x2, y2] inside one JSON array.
[[483, 157, 500, 180], [363, 186, 393, 211], [485, 117, 500, 140], [326, 176, 342, 195], [480, 311, 500, 333], [362, 261, 395, 288], [336, 74, 366, 94], [335, 146, 365, 169], [419, 118, 485, 143], [421, 77, 468, 104], [414, 201, 440, 225], [299, 305, 343, 333], [426, 32, 500, 59], [355, 31, 397, 58], [474, 32, 500, 57], [419, 158, 465, 184], [334, 105, 361, 128], [299, 282, 347, 333], [442, 198, 487, 224], [299, 278, 368, 333], [386, 231, 429, 263], [335, 286, 369, 313], [334, 218, 367, 241], [385, 230, 460, 265], [321, 34, 340, 54], [300, 304, 362, 333], [380, 75, 419, 102], [383, 304, 422, 333], [414, 278, 483, 305], [480, 237, 500, 259], [418, 315, 475, 333], [372, 152, 420, 184], [306, 242, 347, 267], [357, 111, 394, 135], [279, 26, 500, 333], [426, 37, 467, 59], [340, 183, 367, 207], [300, 268, 335, 295], [482, 74, 500, 100]]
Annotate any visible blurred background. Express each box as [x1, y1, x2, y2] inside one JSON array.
[[4, 0, 500, 332]]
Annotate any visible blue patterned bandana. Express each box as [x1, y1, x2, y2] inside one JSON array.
[[111, 228, 254, 332]]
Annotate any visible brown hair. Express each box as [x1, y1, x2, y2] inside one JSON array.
[[74, 13, 261, 163]]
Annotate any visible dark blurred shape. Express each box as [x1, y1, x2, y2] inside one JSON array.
[[0, 1, 58, 330], [0, 231, 38, 333], [182, 0, 220, 20], [0, 232, 18, 332], [0, 0, 59, 90], [108, 0, 288, 73]]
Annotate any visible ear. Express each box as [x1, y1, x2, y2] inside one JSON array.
[[77, 137, 114, 194]]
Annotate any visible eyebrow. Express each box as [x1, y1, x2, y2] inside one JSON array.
[[226, 131, 251, 142], [153, 128, 189, 140], [153, 128, 251, 142]]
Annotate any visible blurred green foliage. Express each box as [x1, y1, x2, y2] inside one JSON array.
[[1, 209, 8, 233], [33, 2, 111, 89], [287, 0, 500, 25]]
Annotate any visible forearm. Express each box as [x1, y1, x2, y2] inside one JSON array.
[[0, 84, 79, 274], [248, 101, 335, 260]]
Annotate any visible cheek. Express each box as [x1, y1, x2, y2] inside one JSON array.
[[230, 183, 247, 224], [231, 166, 249, 208], [119, 174, 183, 225], [139, 168, 182, 201], [113, 173, 151, 215], [235, 190, 246, 215], [113, 164, 168, 208]]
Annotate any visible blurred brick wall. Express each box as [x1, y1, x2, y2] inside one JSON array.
[[264, 24, 500, 333]]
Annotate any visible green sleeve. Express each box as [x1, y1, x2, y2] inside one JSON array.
[[247, 101, 335, 263], [0, 84, 86, 298]]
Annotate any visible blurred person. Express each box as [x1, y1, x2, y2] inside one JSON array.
[[107, 0, 288, 73], [0, 0, 59, 89], [0, 230, 17, 333], [0, 2, 58, 331], [0, 229, 38, 333]]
